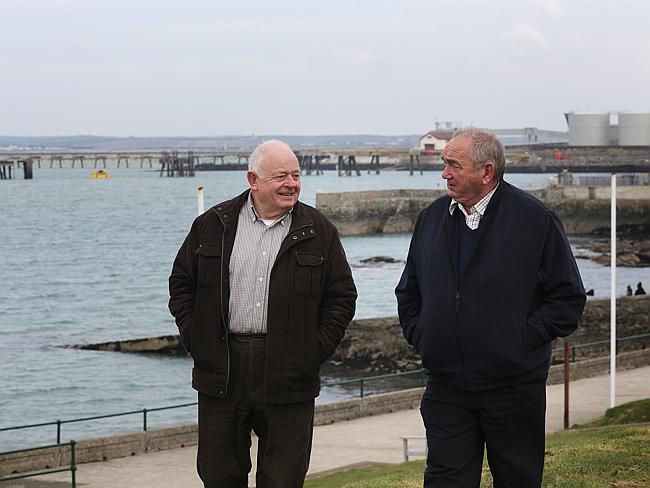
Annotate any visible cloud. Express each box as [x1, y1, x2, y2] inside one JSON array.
[[501, 24, 550, 49], [529, 0, 565, 17]]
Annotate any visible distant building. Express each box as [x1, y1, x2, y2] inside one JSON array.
[[419, 131, 454, 153], [565, 112, 650, 146]]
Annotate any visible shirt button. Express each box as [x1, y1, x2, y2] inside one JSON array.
[[258, 277, 263, 282], [256, 303, 261, 307], [263, 252, 267, 256]]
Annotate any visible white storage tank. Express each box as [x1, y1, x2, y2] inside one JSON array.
[[618, 112, 650, 146], [565, 112, 611, 146]]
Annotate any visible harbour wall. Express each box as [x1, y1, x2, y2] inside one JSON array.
[[315, 186, 650, 236]]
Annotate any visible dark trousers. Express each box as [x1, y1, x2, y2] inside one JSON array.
[[421, 379, 546, 488], [197, 335, 315, 488]]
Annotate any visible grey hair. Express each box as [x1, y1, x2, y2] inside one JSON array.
[[452, 127, 506, 181], [248, 139, 295, 176]]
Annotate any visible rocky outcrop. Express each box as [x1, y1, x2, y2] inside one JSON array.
[[71, 335, 186, 355], [332, 296, 648, 373], [71, 297, 649, 374], [588, 239, 650, 267]]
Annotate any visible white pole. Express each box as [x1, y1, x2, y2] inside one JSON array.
[[610, 173, 617, 408], [197, 186, 205, 216]]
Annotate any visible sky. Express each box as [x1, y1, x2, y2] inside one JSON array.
[[1, 0, 649, 136]]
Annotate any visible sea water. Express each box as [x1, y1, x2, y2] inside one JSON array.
[[0, 168, 645, 449]]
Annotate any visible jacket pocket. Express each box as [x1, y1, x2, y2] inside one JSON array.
[[294, 251, 324, 297], [196, 243, 221, 288]]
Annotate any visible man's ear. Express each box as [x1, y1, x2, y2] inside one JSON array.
[[482, 160, 496, 184], [247, 171, 258, 190]]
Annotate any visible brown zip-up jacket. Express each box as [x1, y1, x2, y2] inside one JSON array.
[[169, 190, 357, 404]]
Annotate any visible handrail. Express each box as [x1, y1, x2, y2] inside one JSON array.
[[323, 368, 427, 398], [0, 440, 76, 486], [552, 332, 650, 362], [0, 369, 426, 444], [1, 332, 648, 446]]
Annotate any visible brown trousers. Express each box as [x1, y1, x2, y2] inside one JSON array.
[[197, 335, 315, 488]]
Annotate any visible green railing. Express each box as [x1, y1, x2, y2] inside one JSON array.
[[323, 367, 427, 398], [0, 402, 197, 445], [0, 440, 76, 486], [0, 369, 426, 446], [1, 332, 648, 447], [552, 332, 650, 362]]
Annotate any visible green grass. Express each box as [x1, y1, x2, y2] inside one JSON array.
[[305, 400, 650, 488], [577, 398, 650, 428]]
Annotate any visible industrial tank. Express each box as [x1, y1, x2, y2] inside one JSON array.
[[618, 113, 650, 146], [565, 112, 611, 146]]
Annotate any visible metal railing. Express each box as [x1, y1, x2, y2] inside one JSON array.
[[0, 402, 197, 445], [0, 440, 76, 486], [553, 332, 650, 362], [323, 367, 427, 398], [1, 333, 648, 446]]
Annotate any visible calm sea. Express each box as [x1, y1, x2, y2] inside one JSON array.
[[0, 168, 644, 449]]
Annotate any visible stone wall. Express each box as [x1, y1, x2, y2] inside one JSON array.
[[316, 186, 650, 236], [316, 189, 445, 236]]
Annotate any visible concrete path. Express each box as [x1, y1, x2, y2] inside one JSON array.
[[8, 366, 650, 488]]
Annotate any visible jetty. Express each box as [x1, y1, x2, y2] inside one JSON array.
[[0, 158, 33, 179], [1, 145, 649, 180]]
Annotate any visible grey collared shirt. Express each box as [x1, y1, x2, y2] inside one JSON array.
[[228, 195, 292, 334]]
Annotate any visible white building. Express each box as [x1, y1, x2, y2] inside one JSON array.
[[419, 131, 454, 153]]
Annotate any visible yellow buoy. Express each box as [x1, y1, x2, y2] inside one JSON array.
[[89, 169, 110, 179]]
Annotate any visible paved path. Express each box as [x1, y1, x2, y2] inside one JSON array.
[[8, 366, 650, 488]]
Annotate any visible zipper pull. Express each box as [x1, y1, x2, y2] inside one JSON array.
[[455, 291, 461, 312]]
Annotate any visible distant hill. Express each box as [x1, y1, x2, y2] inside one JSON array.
[[0, 134, 422, 151]]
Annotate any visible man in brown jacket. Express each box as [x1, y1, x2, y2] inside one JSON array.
[[169, 139, 357, 488]]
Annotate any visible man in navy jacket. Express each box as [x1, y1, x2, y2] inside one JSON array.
[[395, 128, 585, 487]]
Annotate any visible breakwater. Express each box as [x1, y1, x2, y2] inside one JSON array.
[[316, 185, 650, 237]]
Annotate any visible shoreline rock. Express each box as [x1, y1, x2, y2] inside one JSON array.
[[584, 239, 650, 267], [68, 296, 649, 374]]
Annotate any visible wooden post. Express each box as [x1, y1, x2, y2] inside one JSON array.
[[23, 159, 33, 179]]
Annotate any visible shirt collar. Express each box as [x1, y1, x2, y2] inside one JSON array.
[[449, 182, 499, 217], [246, 192, 292, 226]]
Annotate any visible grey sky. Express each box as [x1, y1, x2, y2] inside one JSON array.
[[2, 0, 649, 136]]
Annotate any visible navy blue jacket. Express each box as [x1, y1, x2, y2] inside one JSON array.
[[395, 182, 586, 390]]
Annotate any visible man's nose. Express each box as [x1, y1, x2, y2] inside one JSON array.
[[285, 176, 299, 186]]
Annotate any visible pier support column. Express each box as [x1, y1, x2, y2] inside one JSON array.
[[368, 155, 381, 174], [23, 160, 33, 179]]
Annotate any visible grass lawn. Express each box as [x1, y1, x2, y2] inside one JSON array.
[[305, 400, 650, 488]]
